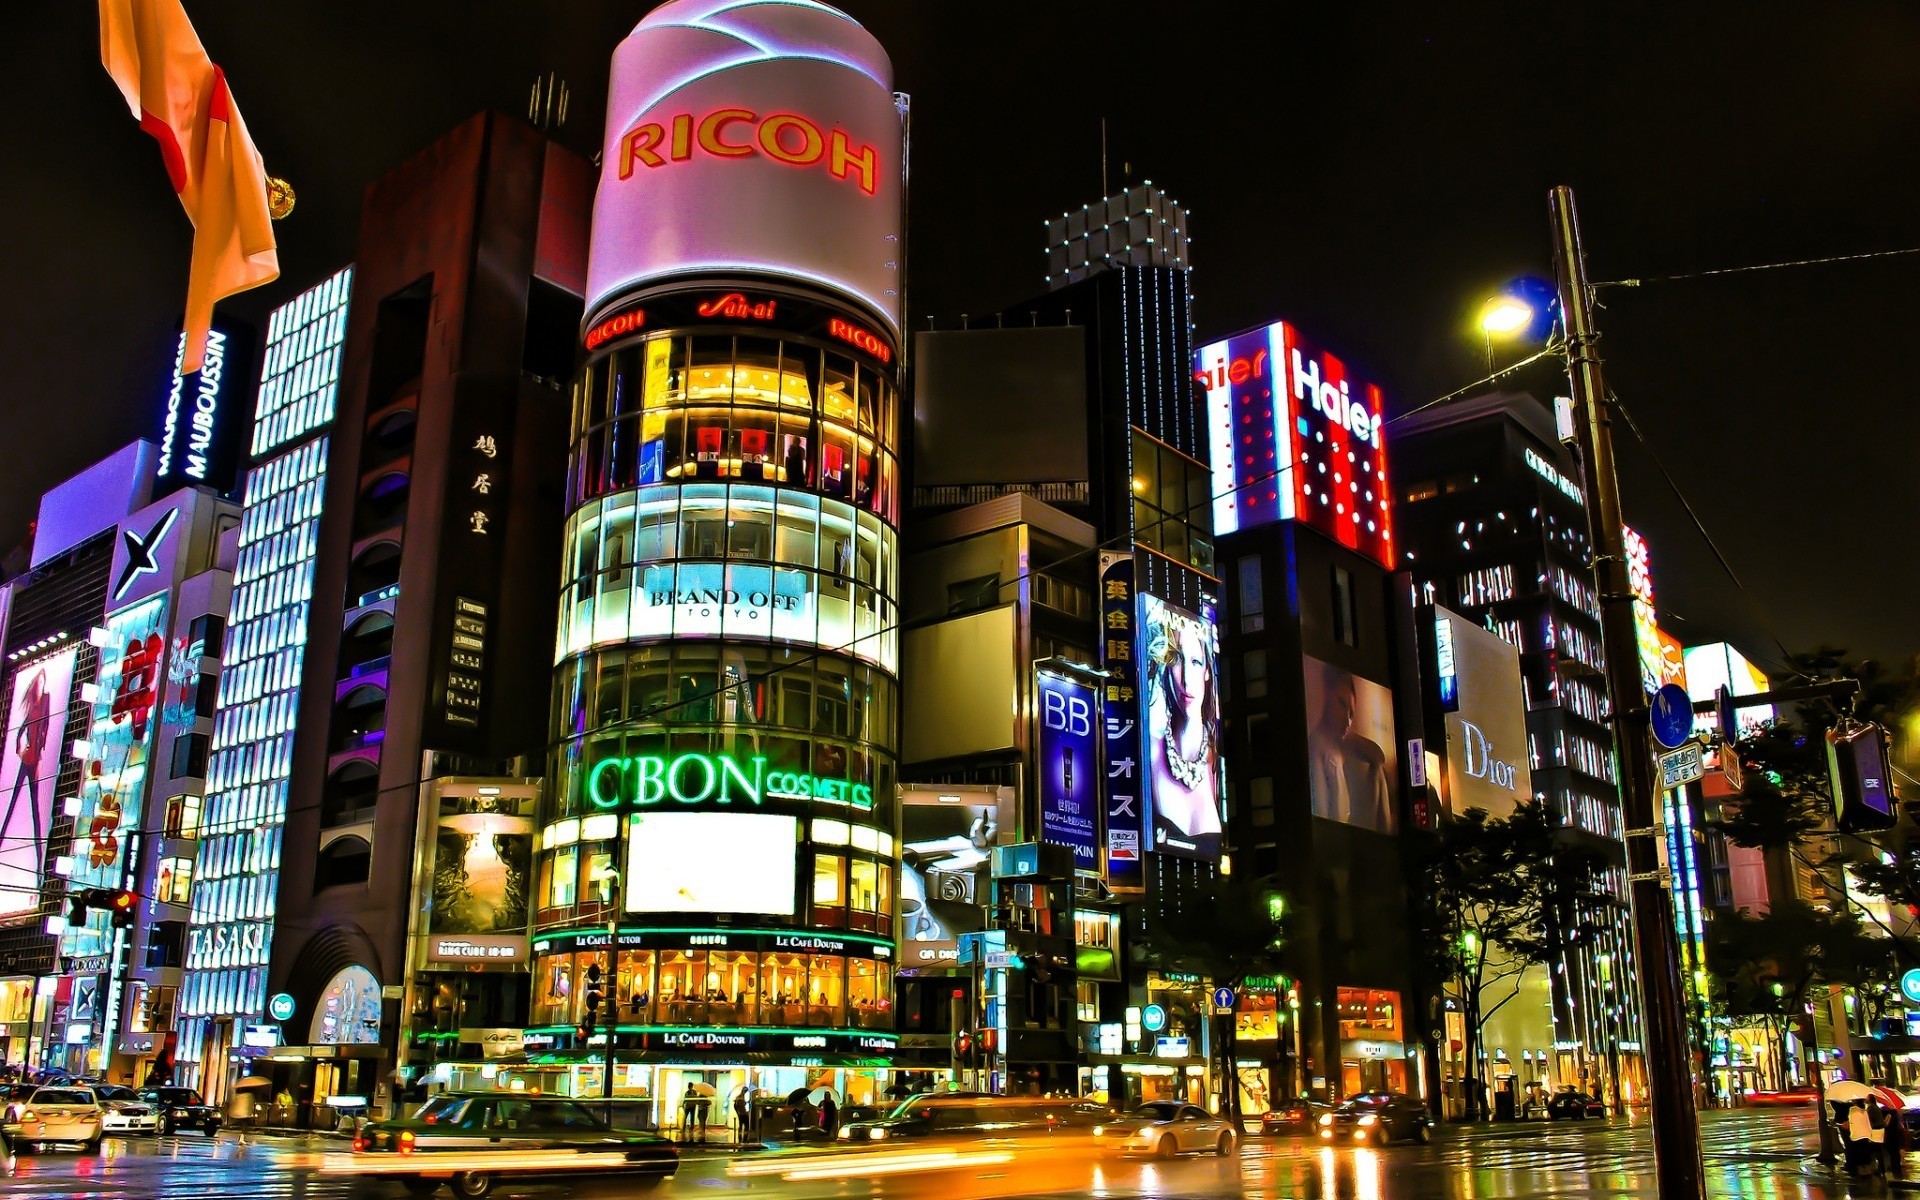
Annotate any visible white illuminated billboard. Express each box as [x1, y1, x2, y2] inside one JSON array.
[[586, 0, 904, 333], [1138, 595, 1224, 860], [0, 648, 76, 917], [626, 811, 797, 915]]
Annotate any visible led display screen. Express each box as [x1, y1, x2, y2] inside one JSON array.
[[1139, 596, 1224, 860], [1198, 321, 1393, 568], [64, 594, 169, 958], [625, 810, 797, 915], [430, 803, 534, 944], [1434, 607, 1533, 818], [586, 0, 904, 334], [0, 648, 76, 917], [1303, 655, 1399, 834]]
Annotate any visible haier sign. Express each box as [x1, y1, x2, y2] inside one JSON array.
[[1197, 321, 1393, 567]]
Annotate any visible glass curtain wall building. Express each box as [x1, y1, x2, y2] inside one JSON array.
[[177, 269, 352, 1094]]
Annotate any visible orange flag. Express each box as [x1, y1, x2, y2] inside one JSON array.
[[99, 0, 279, 374]]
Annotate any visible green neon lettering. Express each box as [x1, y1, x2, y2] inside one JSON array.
[[719, 754, 767, 804], [668, 753, 716, 803], [635, 755, 668, 805], [852, 784, 873, 808], [587, 759, 624, 809]]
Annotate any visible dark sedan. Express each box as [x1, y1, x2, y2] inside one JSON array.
[[349, 1093, 678, 1198], [137, 1086, 221, 1135], [1318, 1092, 1433, 1146], [837, 1093, 1054, 1143], [1261, 1099, 1332, 1136], [1546, 1089, 1607, 1120]]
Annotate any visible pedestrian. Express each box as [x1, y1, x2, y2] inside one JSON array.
[[1847, 1100, 1882, 1176], [819, 1094, 839, 1141], [1885, 1104, 1909, 1178], [681, 1085, 701, 1143], [733, 1087, 752, 1141]]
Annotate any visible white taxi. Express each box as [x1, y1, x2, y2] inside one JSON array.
[[6, 1086, 106, 1153]]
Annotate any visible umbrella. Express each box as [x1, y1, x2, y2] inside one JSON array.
[[685, 1081, 717, 1097], [808, 1086, 838, 1104], [235, 1076, 272, 1090], [1827, 1080, 1874, 1103], [885, 1080, 914, 1097], [786, 1088, 811, 1107], [1872, 1086, 1910, 1110]]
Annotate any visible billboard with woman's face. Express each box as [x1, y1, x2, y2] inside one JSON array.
[[1139, 596, 1224, 861], [1304, 656, 1399, 834]]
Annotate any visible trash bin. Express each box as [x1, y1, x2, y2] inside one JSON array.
[[1493, 1086, 1516, 1122]]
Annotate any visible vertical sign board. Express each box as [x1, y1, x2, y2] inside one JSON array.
[[155, 318, 255, 497], [63, 595, 170, 960], [433, 379, 512, 745], [0, 648, 78, 918], [1036, 671, 1099, 870], [1098, 553, 1144, 890]]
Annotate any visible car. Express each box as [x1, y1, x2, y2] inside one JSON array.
[[352, 1092, 678, 1198], [138, 1086, 222, 1135], [1745, 1087, 1818, 1107], [2, 1083, 37, 1123], [91, 1085, 161, 1135], [1261, 1099, 1333, 1136], [5, 1086, 106, 1153], [837, 1092, 1002, 1142], [1546, 1089, 1607, 1120], [1093, 1101, 1238, 1159], [1317, 1092, 1433, 1146]]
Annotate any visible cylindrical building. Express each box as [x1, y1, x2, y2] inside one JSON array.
[[530, 0, 905, 1124]]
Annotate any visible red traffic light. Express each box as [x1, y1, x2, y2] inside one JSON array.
[[111, 890, 136, 910]]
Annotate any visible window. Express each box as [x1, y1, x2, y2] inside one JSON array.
[[158, 857, 194, 905], [946, 574, 1000, 616], [1237, 556, 1264, 633], [170, 733, 210, 779], [195, 673, 220, 719], [1077, 980, 1099, 1022], [188, 613, 226, 658], [1242, 650, 1268, 699], [814, 854, 846, 928], [1331, 566, 1358, 648], [549, 846, 579, 908], [1249, 777, 1276, 828], [164, 794, 203, 840]]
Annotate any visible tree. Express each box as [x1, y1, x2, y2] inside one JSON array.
[[1139, 872, 1286, 1131], [1409, 799, 1607, 1112]]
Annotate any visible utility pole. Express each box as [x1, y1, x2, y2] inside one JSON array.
[[1549, 184, 1705, 1200]]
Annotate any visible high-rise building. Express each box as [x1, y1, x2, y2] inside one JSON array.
[[526, 0, 908, 1118], [1391, 391, 1645, 1106], [178, 109, 588, 1106]]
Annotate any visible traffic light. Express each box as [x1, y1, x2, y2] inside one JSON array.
[[953, 1030, 972, 1070], [1831, 723, 1897, 832], [108, 889, 137, 928], [581, 962, 605, 1040]]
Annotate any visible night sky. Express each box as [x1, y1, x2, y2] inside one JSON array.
[[7, 2, 1917, 673]]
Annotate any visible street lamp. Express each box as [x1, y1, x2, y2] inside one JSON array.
[[1479, 296, 1535, 336]]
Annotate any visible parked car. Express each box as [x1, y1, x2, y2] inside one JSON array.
[[4, 1086, 106, 1153], [92, 1085, 161, 1135], [1317, 1093, 1434, 1146], [1093, 1102, 1238, 1158], [351, 1092, 678, 1198], [1261, 1099, 1333, 1136], [1546, 1089, 1607, 1120], [1745, 1087, 1818, 1107], [137, 1086, 222, 1135]]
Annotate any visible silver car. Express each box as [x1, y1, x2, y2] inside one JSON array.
[[92, 1085, 161, 1135], [1093, 1101, 1238, 1158]]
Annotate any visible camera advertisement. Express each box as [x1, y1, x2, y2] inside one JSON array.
[[899, 786, 1015, 969]]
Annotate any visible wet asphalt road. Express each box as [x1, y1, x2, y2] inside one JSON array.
[[0, 1106, 1880, 1199]]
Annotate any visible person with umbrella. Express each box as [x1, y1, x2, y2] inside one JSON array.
[[786, 1088, 811, 1141], [818, 1091, 839, 1141]]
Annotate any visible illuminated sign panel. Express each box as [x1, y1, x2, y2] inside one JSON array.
[[585, 0, 905, 334], [1434, 607, 1533, 818], [1037, 671, 1100, 869], [156, 318, 253, 495], [0, 648, 76, 918], [1683, 642, 1773, 738], [1198, 321, 1394, 568], [625, 811, 798, 915], [1623, 525, 1665, 696], [1138, 596, 1225, 860], [588, 751, 873, 810], [63, 594, 169, 959]]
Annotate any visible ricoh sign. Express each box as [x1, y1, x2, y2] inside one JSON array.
[[585, 0, 905, 335]]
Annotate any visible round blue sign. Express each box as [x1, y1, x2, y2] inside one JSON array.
[[1901, 970, 1920, 1006], [1142, 1004, 1168, 1033], [1214, 987, 1236, 1009], [1650, 684, 1695, 750], [268, 992, 296, 1022]]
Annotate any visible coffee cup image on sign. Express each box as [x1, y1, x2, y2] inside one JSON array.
[[900, 805, 997, 945]]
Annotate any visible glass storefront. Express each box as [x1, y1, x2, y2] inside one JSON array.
[[529, 947, 893, 1031]]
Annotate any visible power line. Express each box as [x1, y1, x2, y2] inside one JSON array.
[[1596, 245, 1920, 289]]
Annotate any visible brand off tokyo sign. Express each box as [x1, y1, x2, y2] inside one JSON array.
[[1198, 321, 1394, 568], [585, 0, 904, 334]]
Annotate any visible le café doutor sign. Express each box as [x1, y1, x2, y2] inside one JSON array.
[[588, 750, 873, 811]]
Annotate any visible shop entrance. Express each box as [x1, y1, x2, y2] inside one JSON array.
[[657, 1066, 745, 1141]]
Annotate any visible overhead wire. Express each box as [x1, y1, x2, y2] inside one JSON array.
[[1595, 245, 1920, 289]]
